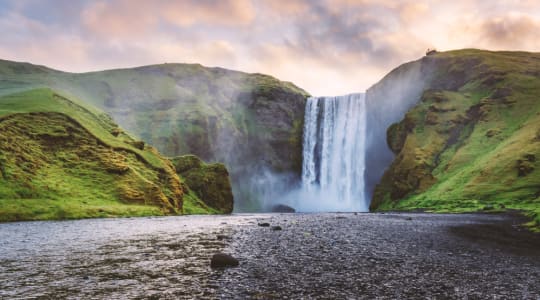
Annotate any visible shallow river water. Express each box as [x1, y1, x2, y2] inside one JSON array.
[[1, 213, 539, 299]]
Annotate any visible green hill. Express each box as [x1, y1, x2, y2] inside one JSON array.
[[369, 49, 540, 230], [0, 88, 229, 221], [0, 60, 309, 210]]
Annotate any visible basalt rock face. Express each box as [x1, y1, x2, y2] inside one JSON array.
[[368, 50, 540, 226], [0, 61, 309, 210], [172, 155, 234, 214]]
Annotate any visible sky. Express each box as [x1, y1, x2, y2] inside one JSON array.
[[1, 0, 540, 96]]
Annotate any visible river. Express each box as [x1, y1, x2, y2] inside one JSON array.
[[1, 213, 539, 299]]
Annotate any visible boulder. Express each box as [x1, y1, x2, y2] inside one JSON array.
[[271, 204, 296, 213], [216, 234, 229, 240], [210, 253, 239, 268]]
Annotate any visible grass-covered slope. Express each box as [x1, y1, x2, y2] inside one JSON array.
[[0, 88, 189, 221], [0, 60, 309, 210], [370, 49, 540, 230]]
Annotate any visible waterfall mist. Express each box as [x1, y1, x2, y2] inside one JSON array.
[[294, 94, 368, 212], [365, 58, 432, 202]]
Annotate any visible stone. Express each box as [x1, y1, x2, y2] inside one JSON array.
[[258, 222, 270, 227], [216, 235, 229, 240], [271, 204, 296, 213], [271, 226, 282, 231], [210, 253, 239, 268]]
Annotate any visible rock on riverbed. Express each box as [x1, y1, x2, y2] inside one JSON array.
[[210, 253, 239, 268]]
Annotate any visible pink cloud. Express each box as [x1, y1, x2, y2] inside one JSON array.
[[82, 0, 255, 39], [479, 14, 540, 48], [82, 1, 157, 39], [2, 0, 540, 95], [163, 0, 255, 27]]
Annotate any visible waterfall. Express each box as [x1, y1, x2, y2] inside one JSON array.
[[299, 94, 367, 212]]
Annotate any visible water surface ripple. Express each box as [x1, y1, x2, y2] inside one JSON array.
[[1, 213, 539, 299]]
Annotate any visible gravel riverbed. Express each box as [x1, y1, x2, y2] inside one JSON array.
[[1, 213, 538, 299]]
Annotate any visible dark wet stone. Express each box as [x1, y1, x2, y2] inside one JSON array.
[[210, 253, 239, 268], [406, 217, 413, 221], [216, 235, 229, 240], [258, 222, 270, 227], [271, 226, 282, 231], [271, 204, 296, 213]]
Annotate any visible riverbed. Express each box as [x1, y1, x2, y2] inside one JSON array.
[[0, 213, 538, 299]]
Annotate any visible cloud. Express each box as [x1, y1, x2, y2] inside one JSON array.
[[478, 14, 540, 49], [0, 0, 540, 95], [162, 0, 255, 27], [397, 2, 429, 24], [82, 0, 255, 39], [262, 0, 310, 15], [0, 11, 89, 69], [82, 1, 156, 38]]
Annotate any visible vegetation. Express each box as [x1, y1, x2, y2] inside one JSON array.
[[172, 155, 234, 214], [372, 49, 540, 231], [0, 59, 309, 209], [0, 88, 219, 221]]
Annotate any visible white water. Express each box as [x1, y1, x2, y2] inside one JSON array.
[[298, 94, 367, 212]]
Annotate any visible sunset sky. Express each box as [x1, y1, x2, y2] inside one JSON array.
[[1, 0, 540, 95]]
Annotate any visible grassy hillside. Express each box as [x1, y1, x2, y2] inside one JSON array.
[[0, 60, 309, 210], [370, 50, 540, 230], [0, 88, 225, 221]]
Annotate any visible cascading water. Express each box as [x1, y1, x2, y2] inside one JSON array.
[[299, 93, 368, 212]]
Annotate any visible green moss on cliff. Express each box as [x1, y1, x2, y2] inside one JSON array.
[[182, 190, 219, 215], [0, 60, 310, 210], [372, 49, 540, 230], [0, 89, 185, 221], [172, 155, 233, 214]]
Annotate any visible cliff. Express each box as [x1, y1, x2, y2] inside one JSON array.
[[367, 49, 540, 229], [0, 88, 229, 221], [0, 60, 309, 210]]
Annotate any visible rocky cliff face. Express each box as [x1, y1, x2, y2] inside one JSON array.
[[0, 61, 309, 210], [367, 50, 540, 228]]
